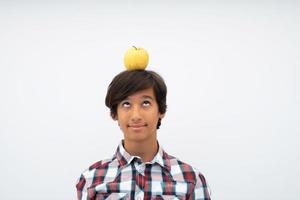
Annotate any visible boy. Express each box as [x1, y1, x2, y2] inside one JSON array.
[[76, 70, 211, 200]]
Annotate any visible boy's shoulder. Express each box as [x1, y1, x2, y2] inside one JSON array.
[[79, 156, 118, 179], [88, 157, 115, 170], [76, 157, 118, 193], [87, 155, 119, 171], [164, 152, 206, 184]]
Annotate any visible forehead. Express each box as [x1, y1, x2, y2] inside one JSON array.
[[124, 87, 155, 100]]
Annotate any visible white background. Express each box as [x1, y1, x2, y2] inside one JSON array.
[[1, 0, 299, 199]]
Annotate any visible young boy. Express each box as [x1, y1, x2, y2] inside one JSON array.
[[76, 70, 211, 200]]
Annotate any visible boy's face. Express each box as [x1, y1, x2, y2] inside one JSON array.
[[114, 87, 165, 144]]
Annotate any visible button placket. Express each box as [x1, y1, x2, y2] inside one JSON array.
[[138, 163, 145, 174]]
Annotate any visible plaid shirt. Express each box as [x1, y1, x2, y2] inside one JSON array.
[[76, 141, 211, 200]]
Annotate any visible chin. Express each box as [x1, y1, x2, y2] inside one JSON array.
[[124, 134, 150, 143]]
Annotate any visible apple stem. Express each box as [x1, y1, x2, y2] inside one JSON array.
[[132, 46, 137, 50]]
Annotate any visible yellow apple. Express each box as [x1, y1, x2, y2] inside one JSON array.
[[124, 46, 149, 71]]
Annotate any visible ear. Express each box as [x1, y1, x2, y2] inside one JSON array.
[[113, 115, 120, 127], [112, 114, 118, 121], [159, 112, 165, 119]]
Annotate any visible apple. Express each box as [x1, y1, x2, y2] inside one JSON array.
[[124, 46, 149, 71]]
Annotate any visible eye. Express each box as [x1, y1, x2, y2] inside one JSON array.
[[142, 100, 151, 107], [121, 101, 130, 108]]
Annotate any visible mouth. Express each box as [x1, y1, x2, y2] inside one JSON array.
[[127, 124, 147, 131]]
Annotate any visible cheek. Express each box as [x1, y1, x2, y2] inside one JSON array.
[[117, 114, 129, 125], [148, 113, 160, 123]]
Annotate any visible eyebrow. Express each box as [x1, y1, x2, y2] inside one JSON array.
[[124, 95, 154, 101], [141, 95, 154, 100]]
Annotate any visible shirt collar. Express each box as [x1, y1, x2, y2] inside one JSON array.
[[114, 140, 171, 171]]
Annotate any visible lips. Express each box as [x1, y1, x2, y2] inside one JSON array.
[[128, 123, 147, 128]]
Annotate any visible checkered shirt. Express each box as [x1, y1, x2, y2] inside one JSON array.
[[76, 141, 211, 200]]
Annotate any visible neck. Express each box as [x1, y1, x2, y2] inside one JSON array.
[[123, 139, 158, 163]]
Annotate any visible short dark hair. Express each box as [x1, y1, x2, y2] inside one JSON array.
[[105, 70, 167, 129]]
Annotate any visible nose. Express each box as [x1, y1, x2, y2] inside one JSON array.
[[131, 105, 142, 122]]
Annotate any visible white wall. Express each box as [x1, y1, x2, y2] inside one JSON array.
[[0, 1, 299, 199]]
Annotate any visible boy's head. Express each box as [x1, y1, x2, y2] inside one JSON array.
[[105, 70, 167, 129]]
